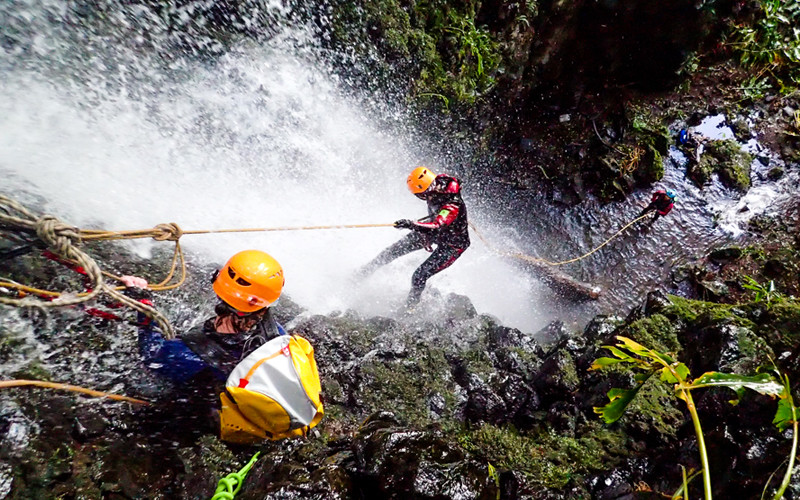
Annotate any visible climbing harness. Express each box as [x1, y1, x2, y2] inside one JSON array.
[[0, 379, 150, 405], [469, 212, 651, 267], [210, 452, 260, 500]]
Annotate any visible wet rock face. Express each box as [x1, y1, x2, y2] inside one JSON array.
[[689, 139, 754, 190], [354, 414, 498, 499], [533, 348, 580, 404], [682, 322, 774, 375]]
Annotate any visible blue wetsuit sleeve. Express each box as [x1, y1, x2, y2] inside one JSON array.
[[137, 318, 209, 383]]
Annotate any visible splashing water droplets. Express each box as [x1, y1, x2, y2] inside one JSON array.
[[0, 2, 548, 333]]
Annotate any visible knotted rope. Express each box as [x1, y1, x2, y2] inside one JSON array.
[[0, 195, 176, 338], [1, 194, 398, 337]]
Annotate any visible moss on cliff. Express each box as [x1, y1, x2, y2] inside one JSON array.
[[458, 421, 628, 489], [619, 313, 681, 354], [663, 295, 757, 329], [359, 345, 457, 425], [327, 0, 512, 105]]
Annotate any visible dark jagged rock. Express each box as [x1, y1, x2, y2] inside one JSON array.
[[533, 348, 580, 405], [352, 412, 499, 499], [459, 373, 508, 424], [682, 322, 773, 375], [588, 468, 634, 500], [709, 246, 744, 262], [583, 315, 624, 343], [533, 320, 573, 346]]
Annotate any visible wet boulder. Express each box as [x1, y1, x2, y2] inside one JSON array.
[[533, 348, 580, 405], [486, 324, 544, 381], [587, 468, 634, 500], [683, 323, 773, 375], [691, 139, 753, 191], [534, 320, 573, 346], [583, 315, 624, 344], [441, 293, 479, 321], [709, 246, 744, 262], [353, 412, 499, 499], [496, 373, 541, 428]]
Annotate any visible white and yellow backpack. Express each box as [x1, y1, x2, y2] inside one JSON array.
[[219, 335, 324, 444]]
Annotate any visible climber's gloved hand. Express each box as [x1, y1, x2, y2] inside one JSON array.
[[394, 219, 415, 230]]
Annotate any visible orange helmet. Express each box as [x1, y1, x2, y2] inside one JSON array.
[[213, 250, 284, 313], [407, 166, 436, 194]]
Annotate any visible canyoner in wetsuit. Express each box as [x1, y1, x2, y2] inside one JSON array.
[[136, 250, 287, 383], [639, 189, 676, 222], [136, 250, 324, 444], [359, 166, 470, 308]]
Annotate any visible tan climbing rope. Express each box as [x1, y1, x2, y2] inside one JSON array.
[[0, 194, 395, 338], [0, 379, 150, 405], [469, 212, 651, 267], [80, 222, 394, 241]]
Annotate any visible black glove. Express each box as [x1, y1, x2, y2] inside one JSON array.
[[394, 219, 415, 230]]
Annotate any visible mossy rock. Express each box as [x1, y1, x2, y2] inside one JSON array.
[[767, 166, 785, 180], [637, 143, 665, 184], [729, 117, 751, 142], [664, 295, 756, 330], [696, 139, 753, 190], [620, 376, 683, 443], [617, 314, 681, 355], [628, 111, 669, 184], [757, 301, 800, 352], [709, 246, 744, 262], [457, 422, 628, 490], [11, 361, 52, 381], [358, 347, 457, 425]]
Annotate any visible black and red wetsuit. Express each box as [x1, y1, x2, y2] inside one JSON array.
[[414, 175, 470, 249], [640, 190, 674, 219], [360, 174, 470, 306]]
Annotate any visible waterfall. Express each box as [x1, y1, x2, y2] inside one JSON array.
[[0, 0, 550, 332]]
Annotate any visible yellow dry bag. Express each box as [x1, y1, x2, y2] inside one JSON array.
[[219, 335, 324, 444]]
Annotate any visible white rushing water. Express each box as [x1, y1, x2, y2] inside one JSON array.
[[0, 2, 551, 332]]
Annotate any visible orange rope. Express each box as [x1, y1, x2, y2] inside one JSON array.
[[0, 379, 150, 405]]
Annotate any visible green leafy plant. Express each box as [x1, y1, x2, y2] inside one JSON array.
[[444, 11, 499, 101], [677, 52, 700, 78], [742, 275, 782, 304], [729, 0, 800, 93], [487, 462, 501, 500], [417, 92, 450, 110], [592, 336, 797, 500], [740, 73, 772, 100]]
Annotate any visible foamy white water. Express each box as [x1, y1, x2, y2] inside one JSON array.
[[0, 3, 549, 332]]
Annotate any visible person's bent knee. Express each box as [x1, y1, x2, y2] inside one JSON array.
[[411, 270, 427, 289]]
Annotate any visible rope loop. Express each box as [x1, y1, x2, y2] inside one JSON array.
[[153, 222, 183, 241], [210, 452, 260, 499]]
